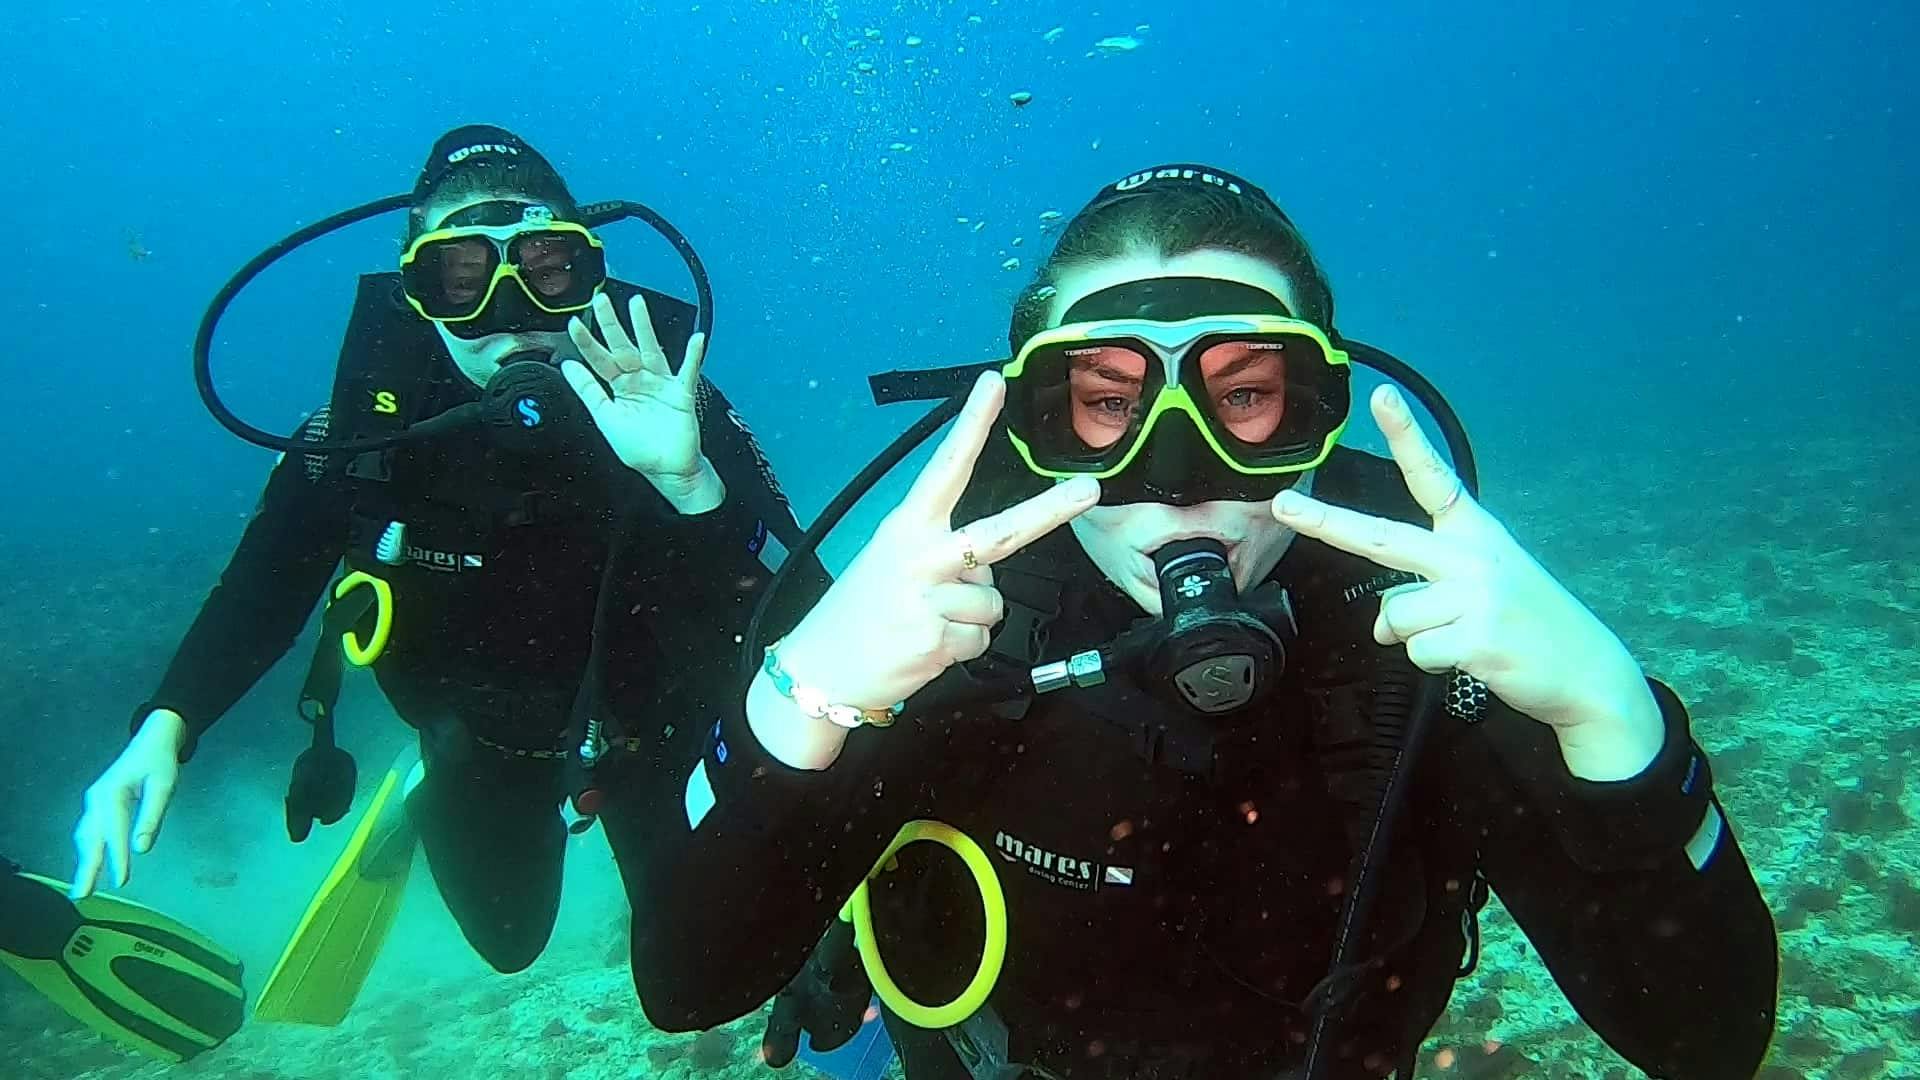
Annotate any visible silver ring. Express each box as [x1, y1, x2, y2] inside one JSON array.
[[1433, 479, 1466, 517]]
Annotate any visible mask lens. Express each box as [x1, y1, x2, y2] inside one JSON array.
[[1186, 331, 1337, 468], [1008, 340, 1165, 471], [505, 230, 605, 311], [1195, 338, 1289, 444], [405, 236, 502, 320]]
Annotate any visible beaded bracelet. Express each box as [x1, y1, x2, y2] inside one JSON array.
[[762, 638, 902, 729]]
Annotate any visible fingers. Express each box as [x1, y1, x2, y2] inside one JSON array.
[[958, 560, 995, 588], [676, 331, 709, 395], [1373, 385, 1476, 522], [940, 620, 994, 664], [567, 315, 622, 383], [624, 293, 674, 377], [559, 359, 615, 422], [1372, 579, 1475, 674], [69, 829, 105, 899], [131, 774, 174, 854], [899, 372, 1007, 521], [1374, 580, 1469, 645], [948, 476, 1100, 573], [76, 786, 134, 893], [590, 292, 638, 360], [1402, 622, 1476, 675], [1273, 488, 1461, 581], [925, 582, 1005, 628], [570, 294, 675, 383]]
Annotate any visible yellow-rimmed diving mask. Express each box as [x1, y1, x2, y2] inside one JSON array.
[[399, 202, 607, 332], [1002, 276, 1351, 505]]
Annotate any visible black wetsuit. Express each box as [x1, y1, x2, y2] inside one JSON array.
[[138, 274, 807, 972], [630, 448, 1779, 1079]]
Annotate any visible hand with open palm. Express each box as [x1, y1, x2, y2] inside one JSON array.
[[561, 291, 720, 510]]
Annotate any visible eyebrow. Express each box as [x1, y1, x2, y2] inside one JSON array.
[[1205, 349, 1283, 381], [1070, 355, 1144, 386]]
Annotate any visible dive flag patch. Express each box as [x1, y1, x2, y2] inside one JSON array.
[[1103, 866, 1134, 887]]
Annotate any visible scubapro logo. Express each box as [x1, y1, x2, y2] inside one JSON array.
[[447, 143, 520, 164], [515, 396, 543, 428]]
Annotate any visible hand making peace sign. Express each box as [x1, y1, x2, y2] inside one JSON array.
[[770, 372, 1101, 726], [1272, 384, 1655, 738]]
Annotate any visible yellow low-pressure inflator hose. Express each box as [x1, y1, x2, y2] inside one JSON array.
[[843, 819, 1008, 1029]]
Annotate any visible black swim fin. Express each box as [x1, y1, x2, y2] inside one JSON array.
[[0, 860, 246, 1062]]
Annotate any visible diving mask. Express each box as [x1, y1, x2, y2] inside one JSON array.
[[1001, 277, 1351, 504], [399, 203, 608, 334]]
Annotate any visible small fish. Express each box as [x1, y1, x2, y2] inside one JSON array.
[[1042, 26, 1065, 44], [1001, 257, 1021, 271], [1094, 35, 1141, 53], [1009, 90, 1033, 107], [905, 35, 923, 47]]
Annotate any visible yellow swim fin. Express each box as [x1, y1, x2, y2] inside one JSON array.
[[253, 746, 420, 1026], [0, 862, 246, 1062]]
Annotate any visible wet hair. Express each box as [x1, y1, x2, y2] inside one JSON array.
[[405, 125, 580, 243], [1006, 184, 1335, 353]]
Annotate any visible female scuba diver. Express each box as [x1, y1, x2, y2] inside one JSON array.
[[65, 125, 819, 1022], [628, 165, 1779, 1079]]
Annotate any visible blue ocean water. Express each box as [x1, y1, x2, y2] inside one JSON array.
[[0, 2, 1913, 1077]]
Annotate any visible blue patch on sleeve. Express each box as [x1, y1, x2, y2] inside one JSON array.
[[746, 518, 768, 555]]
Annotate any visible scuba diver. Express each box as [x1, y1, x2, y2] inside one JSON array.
[[65, 125, 819, 1022], [1, 854, 244, 1062], [622, 165, 1779, 1079]]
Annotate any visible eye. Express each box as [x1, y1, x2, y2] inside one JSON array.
[[1219, 386, 1265, 410]]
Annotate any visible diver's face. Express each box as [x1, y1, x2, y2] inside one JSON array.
[[1047, 249, 1309, 616], [418, 196, 574, 387]]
